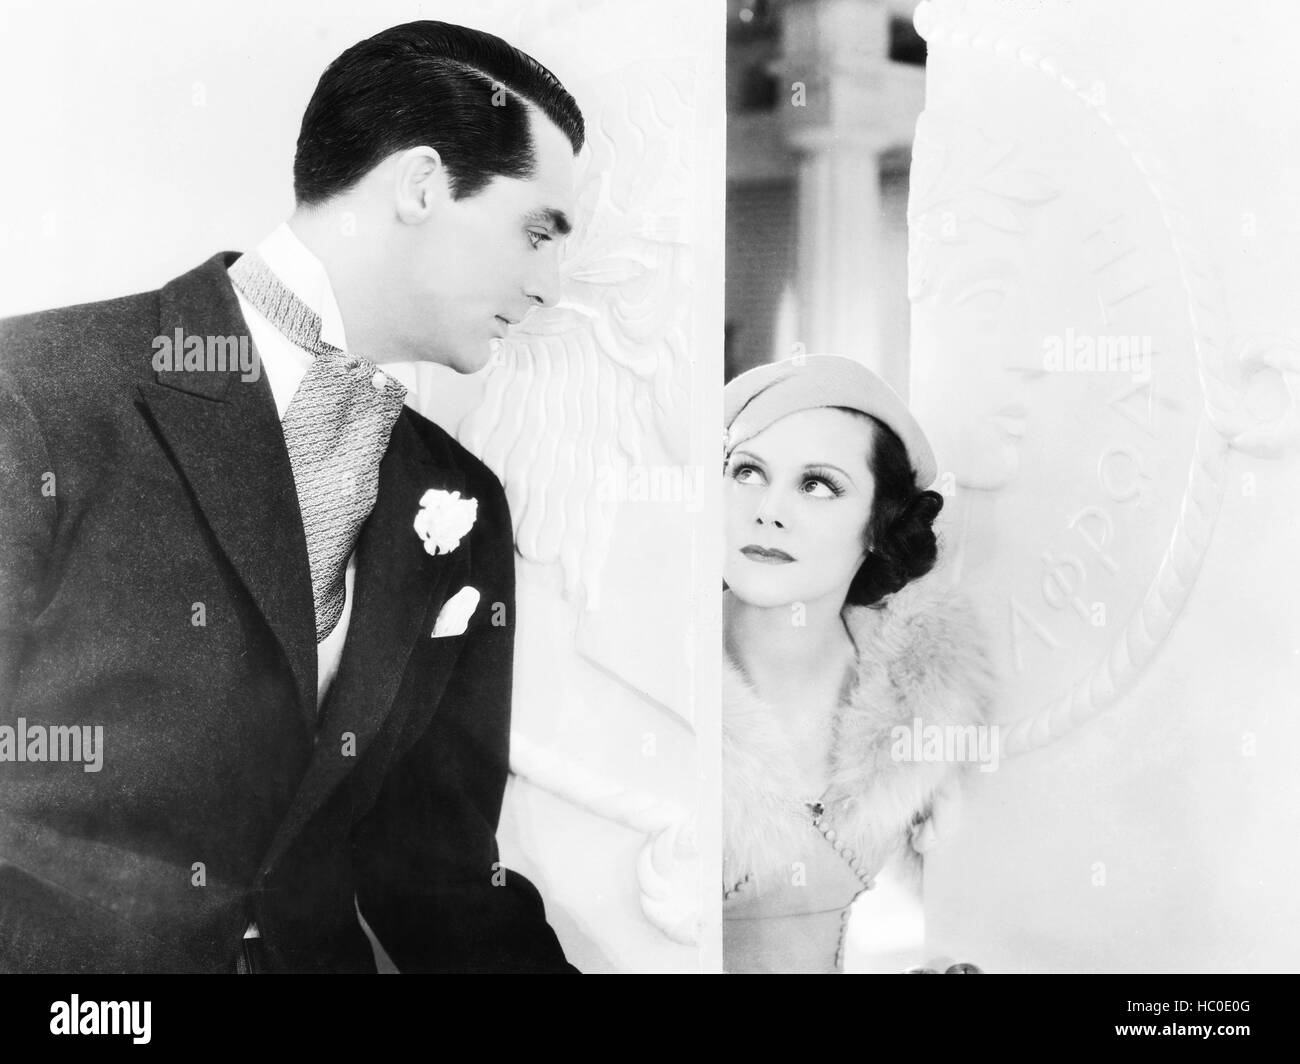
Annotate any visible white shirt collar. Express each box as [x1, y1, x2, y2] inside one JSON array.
[[254, 222, 349, 352]]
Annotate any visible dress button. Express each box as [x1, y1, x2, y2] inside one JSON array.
[[371, 371, 387, 390]]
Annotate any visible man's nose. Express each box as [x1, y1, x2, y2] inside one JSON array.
[[524, 253, 562, 310]]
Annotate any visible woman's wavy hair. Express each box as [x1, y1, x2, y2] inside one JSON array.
[[844, 409, 945, 608]]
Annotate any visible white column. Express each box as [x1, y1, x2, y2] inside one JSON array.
[[775, 0, 891, 372]]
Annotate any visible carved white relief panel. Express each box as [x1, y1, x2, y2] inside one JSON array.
[[909, 0, 1298, 754], [909, 0, 1300, 973]]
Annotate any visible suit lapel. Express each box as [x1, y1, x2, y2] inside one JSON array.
[[261, 411, 474, 872], [135, 252, 318, 727], [133, 253, 480, 873]]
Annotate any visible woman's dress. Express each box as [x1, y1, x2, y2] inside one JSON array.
[[721, 576, 995, 974]]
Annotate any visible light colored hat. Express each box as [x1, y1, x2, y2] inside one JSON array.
[[724, 354, 937, 488]]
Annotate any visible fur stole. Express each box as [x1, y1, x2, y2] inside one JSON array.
[[723, 573, 996, 890]]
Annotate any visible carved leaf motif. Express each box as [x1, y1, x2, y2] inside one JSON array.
[[978, 168, 1060, 204], [458, 61, 694, 606], [963, 198, 1027, 234], [908, 109, 1063, 301]]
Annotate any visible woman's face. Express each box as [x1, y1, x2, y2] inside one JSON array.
[[724, 407, 876, 610]]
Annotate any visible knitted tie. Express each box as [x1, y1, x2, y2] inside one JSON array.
[[229, 251, 408, 642]]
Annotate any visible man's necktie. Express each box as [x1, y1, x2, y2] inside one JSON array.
[[228, 251, 408, 642]]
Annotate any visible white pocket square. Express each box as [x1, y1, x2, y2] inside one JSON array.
[[431, 586, 480, 638]]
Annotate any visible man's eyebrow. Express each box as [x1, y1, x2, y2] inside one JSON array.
[[526, 208, 572, 236]]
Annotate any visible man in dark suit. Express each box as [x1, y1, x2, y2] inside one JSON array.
[[0, 21, 580, 973]]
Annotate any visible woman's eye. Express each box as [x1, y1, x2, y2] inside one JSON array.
[[527, 230, 551, 249], [729, 463, 761, 483], [801, 477, 840, 498]]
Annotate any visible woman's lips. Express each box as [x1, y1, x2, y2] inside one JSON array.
[[741, 545, 795, 564]]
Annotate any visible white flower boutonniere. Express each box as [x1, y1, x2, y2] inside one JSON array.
[[414, 489, 478, 556]]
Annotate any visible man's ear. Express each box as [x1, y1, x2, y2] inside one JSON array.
[[393, 145, 451, 223]]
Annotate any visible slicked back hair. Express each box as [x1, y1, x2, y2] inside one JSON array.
[[293, 20, 585, 206]]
